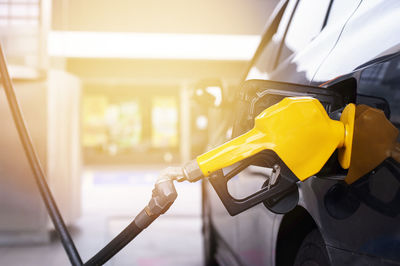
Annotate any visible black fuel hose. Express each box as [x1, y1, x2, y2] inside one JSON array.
[[84, 179, 177, 265], [84, 210, 154, 266], [0, 43, 178, 266], [0, 45, 83, 266]]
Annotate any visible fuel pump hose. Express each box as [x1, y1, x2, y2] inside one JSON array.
[[84, 175, 178, 266]]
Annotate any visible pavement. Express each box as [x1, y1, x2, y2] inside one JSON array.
[[0, 166, 203, 266]]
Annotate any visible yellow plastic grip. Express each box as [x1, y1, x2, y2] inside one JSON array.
[[196, 97, 355, 181]]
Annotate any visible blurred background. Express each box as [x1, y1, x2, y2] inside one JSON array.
[[0, 0, 278, 265]]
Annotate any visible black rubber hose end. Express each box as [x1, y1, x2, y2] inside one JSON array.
[[84, 211, 154, 266]]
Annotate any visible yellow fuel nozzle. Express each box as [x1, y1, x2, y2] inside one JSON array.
[[345, 105, 399, 184], [183, 97, 355, 182]]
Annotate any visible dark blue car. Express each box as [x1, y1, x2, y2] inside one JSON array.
[[202, 0, 400, 265]]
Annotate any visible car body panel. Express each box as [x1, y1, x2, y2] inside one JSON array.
[[313, 0, 400, 83], [270, 0, 363, 85], [232, 1, 362, 265], [204, 0, 400, 265], [308, 2, 400, 261]]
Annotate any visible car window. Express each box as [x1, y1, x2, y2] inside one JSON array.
[[246, 0, 298, 80], [357, 53, 400, 130], [277, 0, 331, 65]]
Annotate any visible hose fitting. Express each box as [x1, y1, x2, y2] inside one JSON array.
[[134, 169, 179, 229], [182, 160, 204, 182]]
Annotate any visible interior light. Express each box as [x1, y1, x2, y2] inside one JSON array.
[[196, 115, 208, 130]]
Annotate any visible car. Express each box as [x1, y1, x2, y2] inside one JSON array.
[[201, 0, 400, 265]]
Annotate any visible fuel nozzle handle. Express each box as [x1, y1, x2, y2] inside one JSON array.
[[182, 98, 356, 183]]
